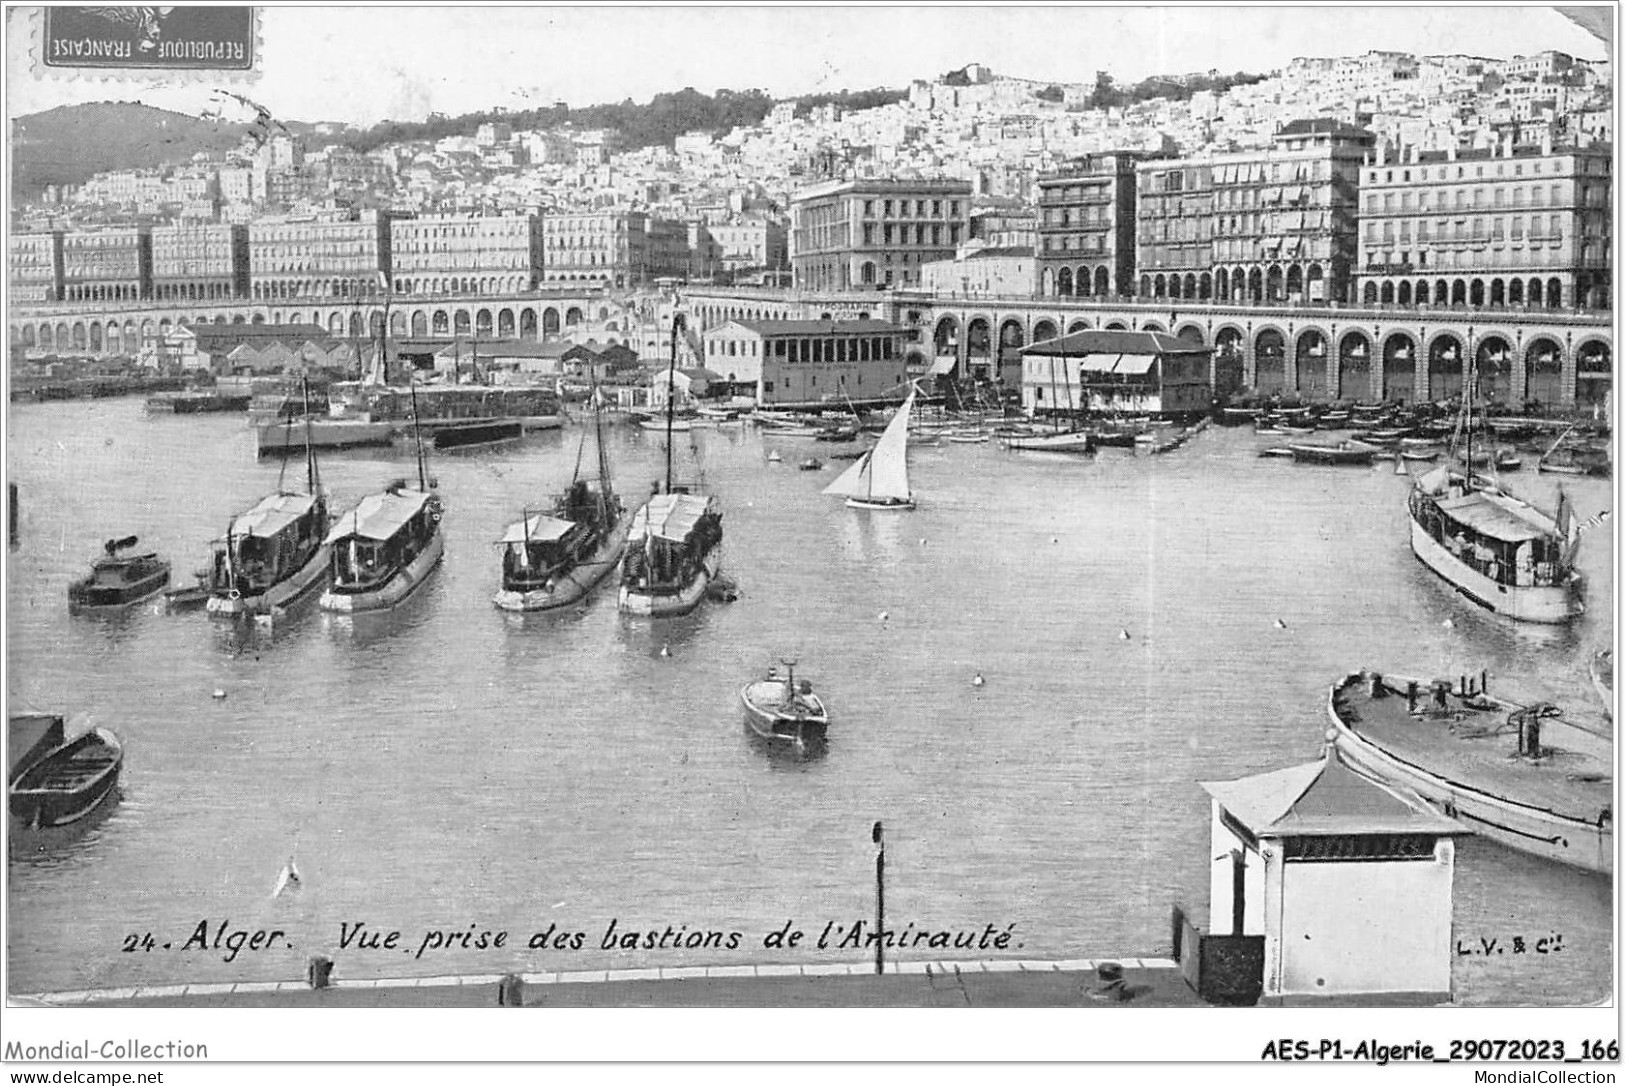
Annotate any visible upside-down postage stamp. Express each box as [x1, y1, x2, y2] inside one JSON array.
[[29, 5, 258, 80]]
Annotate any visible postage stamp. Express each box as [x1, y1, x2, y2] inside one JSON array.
[[36, 5, 257, 73]]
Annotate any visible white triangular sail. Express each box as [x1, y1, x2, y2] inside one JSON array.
[[825, 391, 916, 503], [826, 392, 913, 501]]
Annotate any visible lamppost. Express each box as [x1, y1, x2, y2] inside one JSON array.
[[872, 820, 886, 976]]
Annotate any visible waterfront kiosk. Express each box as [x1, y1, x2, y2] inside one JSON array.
[[1018, 329, 1212, 418], [1195, 742, 1465, 1003]]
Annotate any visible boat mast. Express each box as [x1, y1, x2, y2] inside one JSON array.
[[592, 365, 613, 516], [302, 374, 321, 497], [409, 379, 428, 492], [664, 313, 683, 493]]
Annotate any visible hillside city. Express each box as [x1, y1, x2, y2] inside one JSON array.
[[7, 48, 1615, 383]]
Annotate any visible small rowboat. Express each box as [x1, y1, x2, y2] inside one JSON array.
[[741, 661, 828, 748], [9, 725, 124, 829]]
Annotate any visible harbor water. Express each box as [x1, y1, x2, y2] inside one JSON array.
[[5, 397, 1614, 1004]]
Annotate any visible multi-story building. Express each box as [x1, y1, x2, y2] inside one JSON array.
[[247, 212, 393, 302], [643, 216, 692, 283], [61, 227, 152, 303], [703, 217, 788, 276], [1136, 119, 1374, 303], [389, 213, 544, 296], [1037, 152, 1141, 298], [700, 319, 910, 405], [150, 224, 250, 302], [790, 178, 972, 290], [541, 211, 648, 288], [9, 231, 63, 303], [1356, 140, 1611, 310]]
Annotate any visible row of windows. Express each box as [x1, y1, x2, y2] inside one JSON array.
[[1364, 184, 1580, 211], [858, 223, 962, 247], [1364, 215, 1569, 242], [1365, 245, 1579, 270], [1365, 156, 1605, 184], [858, 198, 963, 219]]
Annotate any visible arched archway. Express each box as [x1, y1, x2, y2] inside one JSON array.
[[933, 315, 960, 360], [329, 314, 344, 336], [1575, 339, 1611, 411], [1032, 319, 1059, 345], [1306, 264, 1325, 302], [1524, 337, 1563, 409], [1469, 279, 1485, 307], [1166, 275, 1180, 300], [1183, 273, 1197, 298], [1414, 280, 1430, 305], [432, 310, 449, 334], [411, 311, 428, 336], [1067, 319, 1091, 334], [1380, 282, 1395, 304], [565, 307, 584, 326], [1140, 321, 1166, 333], [89, 323, 103, 352], [1095, 267, 1109, 296], [1042, 267, 1056, 296], [1154, 273, 1167, 298], [1076, 266, 1094, 297], [1426, 333, 1464, 401], [1474, 335, 1514, 405], [1285, 265, 1304, 300], [1103, 320, 1128, 331], [1451, 279, 1467, 306], [965, 317, 993, 377], [1489, 279, 1505, 307], [476, 309, 494, 337], [1381, 333, 1416, 402], [498, 309, 515, 338], [1508, 278, 1524, 305], [1139, 275, 1151, 297], [1295, 329, 1328, 400], [349, 312, 365, 338], [390, 311, 406, 336], [1337, 331, 1372, 401], [1265, 266, 1284, 302], [1215, 268, 1230, 300], [1254, 328, 1287, 394], [520, 309, 537, 339], [1175, 324, 1205, 345], [1214, 326, 1246, 396], [1546, 278, 1562, 308], [1247, 268, 1264, 303], [1397, 281, 1412, 306], [1198, 271, 1212, 300], [997, 319, 1025, 382], [1528, 278, 1544, 306], [543, 308, 561, 336]]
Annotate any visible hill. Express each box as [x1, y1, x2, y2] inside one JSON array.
[[10, 102, 251, 202]]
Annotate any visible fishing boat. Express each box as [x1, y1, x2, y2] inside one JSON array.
[[493, 386, 629, 613], [319, 385, 445, 615], [741, 660, 829, 747], [9, 725, 124, 829], [1329, 670, 1612, 875], [618, 315, 724, 618], [1407, 370, 1583, 624], [823, 389, 918, 509], [67, 536, 171, 612], [1286, 440, 1379, 466], [208, 382, 332, 618]]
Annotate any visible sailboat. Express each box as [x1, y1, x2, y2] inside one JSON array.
[[1406, 365, 1583, 624], [318, 382, 445, 615], [493, 378, 630, 612], [617, 315, 724, 618], [207, 378, 333, 617], [823, 389, 918, 510]]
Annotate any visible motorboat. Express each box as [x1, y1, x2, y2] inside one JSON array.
[[68, 536, 170, 612], [741, 660, 829, 747]]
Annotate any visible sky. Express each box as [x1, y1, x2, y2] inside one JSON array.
[[4, 3, 1613, 126]]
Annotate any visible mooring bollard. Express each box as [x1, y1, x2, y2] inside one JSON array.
[[307, 955, 333, 990], [498, 973, 524, 1007]]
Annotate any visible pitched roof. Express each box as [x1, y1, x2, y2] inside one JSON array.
[[1200, 751, 1464, 838], [325, 488, 433, 544], [189, 323, 332, 346], [1021, 329, 1211, 356]]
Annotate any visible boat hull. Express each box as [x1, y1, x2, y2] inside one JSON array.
[[1408, 518, 1582, 623], [318, 531, 445, 615], [255, 420, 395, 457], [433, 420, 524, 449], [1328, 676, 1611, 875], [206, 544, 333, 617], [740, 682, 829, 743], [9, 727, 123, 829], [68, 562, 170, 612], [617, 546, 721, 618], [493, 520, 632, 613], [845, 495, 916, 510]]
